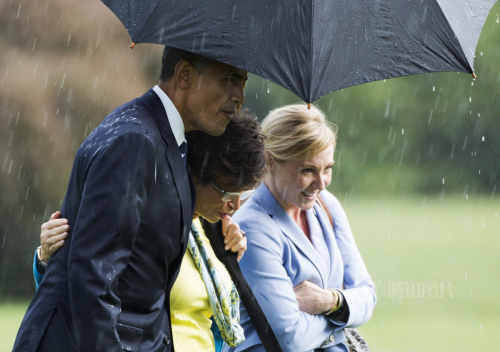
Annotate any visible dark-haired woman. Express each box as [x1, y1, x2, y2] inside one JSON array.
[[33, 109, 267, 352]]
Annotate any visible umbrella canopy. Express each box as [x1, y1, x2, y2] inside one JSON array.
[[102, 0, 498, 103]]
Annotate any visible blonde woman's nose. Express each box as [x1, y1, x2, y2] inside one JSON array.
[[316, 174, 327, 191]]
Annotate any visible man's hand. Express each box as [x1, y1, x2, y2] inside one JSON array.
[[221, 217, 247, 262], [40, 211, 69, 263], [293, 280, 336, 315]]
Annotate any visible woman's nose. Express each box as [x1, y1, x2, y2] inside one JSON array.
[[316, 174, 326, 191], [228, 196, 241, 211]]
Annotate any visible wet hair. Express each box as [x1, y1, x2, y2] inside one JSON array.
[[261, 104, 337, 161], [160, 46, 216, 81], [186, 109, 267, 192]]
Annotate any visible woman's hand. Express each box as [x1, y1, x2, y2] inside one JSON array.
[[293, 280, 336, 315], [40, 211, 69, 263], [221, 217, 247, 262]]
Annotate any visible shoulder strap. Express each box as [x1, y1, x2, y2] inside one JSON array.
[[201, 219, 284, 352], [316, 194, 334, 229]]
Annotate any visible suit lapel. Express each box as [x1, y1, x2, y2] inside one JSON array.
[[254, 184, 328, 288], [314, 203, 344, 287], [140, 89, 192, 246]]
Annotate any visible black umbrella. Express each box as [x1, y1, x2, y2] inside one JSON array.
[[102, 0, 497, 103]]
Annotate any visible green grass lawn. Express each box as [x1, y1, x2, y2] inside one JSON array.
[[0, 302, 28, 352], [2, 195, 499, 351], [344, 194, 500, 351]]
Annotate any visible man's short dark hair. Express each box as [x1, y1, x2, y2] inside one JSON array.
[[187, 109, 268, 191], [160, 46, 216, 81]]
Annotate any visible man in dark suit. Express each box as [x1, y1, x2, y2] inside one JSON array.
[[13, 46, 248, 352]]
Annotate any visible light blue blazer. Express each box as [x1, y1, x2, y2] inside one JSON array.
[[223, 183, 376, 352]]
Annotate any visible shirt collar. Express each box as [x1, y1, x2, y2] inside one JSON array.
[[153, 85, 185, 147]]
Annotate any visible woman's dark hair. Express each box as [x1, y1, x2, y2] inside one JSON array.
[[160, 46, 215, 81], [186, 109, 267, 192]]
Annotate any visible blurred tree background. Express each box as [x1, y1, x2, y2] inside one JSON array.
[[0, 0, 499, 350]]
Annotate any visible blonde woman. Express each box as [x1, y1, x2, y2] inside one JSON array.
[[224, 105, 376, 352]]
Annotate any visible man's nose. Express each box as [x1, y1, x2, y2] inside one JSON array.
[[232, 84, 246, 106]]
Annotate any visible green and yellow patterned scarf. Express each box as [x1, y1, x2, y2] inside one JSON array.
[[188, 223, 245, 348]]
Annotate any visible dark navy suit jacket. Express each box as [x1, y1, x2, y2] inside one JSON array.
[[13, 89, 195, 352]]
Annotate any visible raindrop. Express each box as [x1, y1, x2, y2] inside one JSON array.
[[482, 136, 485, 142], [401, 129, 404, 135], [469, 97, 472, 103], [442, 178, 445, 185], [432, 86, 435, 92]]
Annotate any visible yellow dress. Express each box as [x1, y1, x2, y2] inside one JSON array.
[[170, 218, 233, 352]]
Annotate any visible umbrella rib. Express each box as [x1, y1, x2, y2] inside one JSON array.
[[133, 0, 165, 44], [309, 0, 315, 104], [428, 0, 473, 74]]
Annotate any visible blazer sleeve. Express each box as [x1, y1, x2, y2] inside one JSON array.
[[33, 249, 43, 290], [66, 132, 155, 352], [238, 215, 336, 352], [320, 190, 377, 328]]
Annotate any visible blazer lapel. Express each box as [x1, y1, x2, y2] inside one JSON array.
[[254, 184, 328, 288], [140, 89, 193, 245], [314, 203, 344, 288]]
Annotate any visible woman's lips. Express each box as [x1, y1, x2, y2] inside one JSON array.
[[302, 191, 317, 200]]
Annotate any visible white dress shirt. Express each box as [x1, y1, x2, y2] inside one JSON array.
[[153, 85, 185, 147]]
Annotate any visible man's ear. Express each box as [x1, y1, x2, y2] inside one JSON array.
[[174, 60, 193, 89]]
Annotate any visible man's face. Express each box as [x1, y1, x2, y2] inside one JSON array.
[[185, 62, 247, 136]]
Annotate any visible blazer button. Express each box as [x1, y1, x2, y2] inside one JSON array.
[[163, 335, 170, 345], [329, 335, 335, 342]]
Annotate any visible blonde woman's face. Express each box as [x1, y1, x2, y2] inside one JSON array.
[[271, 145, 334, 211]]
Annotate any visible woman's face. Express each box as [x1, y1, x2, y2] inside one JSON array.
[[193, 178, 245, 223], [269, 145, 334, 212]]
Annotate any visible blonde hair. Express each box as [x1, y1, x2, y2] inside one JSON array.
[[261, 104, 337, 161]]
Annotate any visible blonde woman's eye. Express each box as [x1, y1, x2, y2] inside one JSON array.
[[302, 168, 313, 174]]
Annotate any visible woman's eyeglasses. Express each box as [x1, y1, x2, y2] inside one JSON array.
[[210, 179, 255, 202]]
